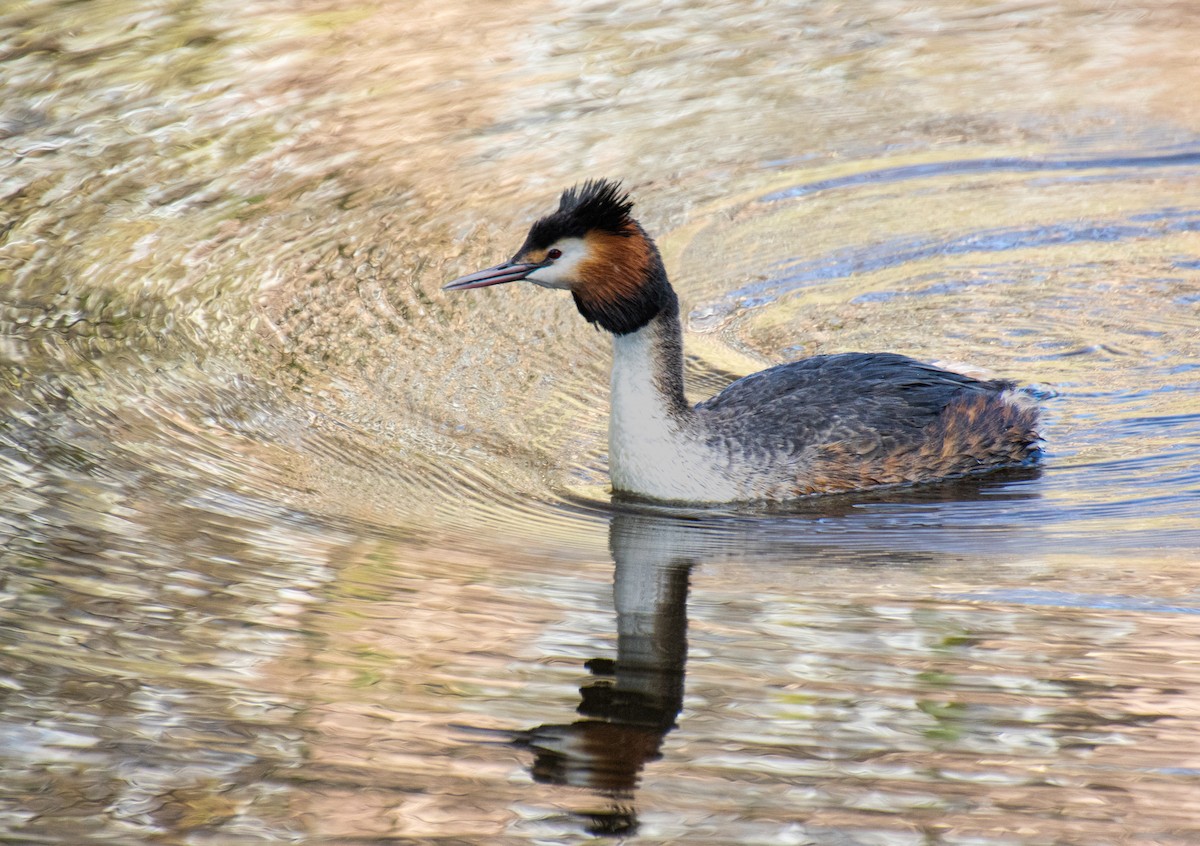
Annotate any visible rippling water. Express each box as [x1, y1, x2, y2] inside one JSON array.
[[2, 1, 1199, 843]]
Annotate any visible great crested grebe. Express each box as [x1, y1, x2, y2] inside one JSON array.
[[444, 180, 1040, 503]]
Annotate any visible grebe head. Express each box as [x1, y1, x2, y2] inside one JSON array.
[[443, 179, 673, 334]]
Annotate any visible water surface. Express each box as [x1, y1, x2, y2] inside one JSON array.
[[2, 1, 1199, 843]]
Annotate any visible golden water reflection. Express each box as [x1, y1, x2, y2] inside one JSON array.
[[2, 0, 1200, 842]]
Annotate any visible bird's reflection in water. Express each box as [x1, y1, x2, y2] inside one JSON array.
[[487, 469, 1041, 835], [509, 512, 697, 836]]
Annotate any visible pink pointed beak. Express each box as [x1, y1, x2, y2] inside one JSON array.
[[443, 261, 544, 291]]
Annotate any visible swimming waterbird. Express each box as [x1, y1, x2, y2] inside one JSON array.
[[444, 180, 1039, 503]]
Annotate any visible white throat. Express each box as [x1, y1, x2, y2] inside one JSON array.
[[608, 319, 739, 502]]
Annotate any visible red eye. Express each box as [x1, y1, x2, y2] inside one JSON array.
[[547, 248, 562, 260]]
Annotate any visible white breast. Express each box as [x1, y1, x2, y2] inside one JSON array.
[[607, 323, 741, 503]]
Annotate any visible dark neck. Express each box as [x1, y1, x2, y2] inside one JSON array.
[[645, 293, 689, 416], [609, 291, 690, 418]]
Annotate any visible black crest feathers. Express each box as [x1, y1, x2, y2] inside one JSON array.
[[525, 179, 635, 248], [557, 179, 634, 234]]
